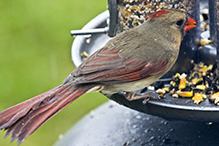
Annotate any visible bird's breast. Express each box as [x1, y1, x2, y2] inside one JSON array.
[[102, 74, 162, 94]]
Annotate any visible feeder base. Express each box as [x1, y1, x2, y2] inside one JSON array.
[[54, 101, 219, 146]]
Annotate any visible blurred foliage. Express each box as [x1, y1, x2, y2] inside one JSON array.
[[0, 0, 108, 145]]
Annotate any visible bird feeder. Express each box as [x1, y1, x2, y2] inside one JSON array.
[[71, 0, 219, 122]]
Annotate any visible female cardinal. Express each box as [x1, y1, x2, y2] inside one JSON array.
[[0, 9, 196, 144]]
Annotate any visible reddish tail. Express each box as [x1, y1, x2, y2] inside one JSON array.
[[0, 83, 88, 145]]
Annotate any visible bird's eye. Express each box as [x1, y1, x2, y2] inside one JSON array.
[[176, 19, 184, 26]]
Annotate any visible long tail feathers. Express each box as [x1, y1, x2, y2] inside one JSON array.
[[0, 84, 88, 145]]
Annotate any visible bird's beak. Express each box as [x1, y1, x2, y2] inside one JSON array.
[[184, 17, 197, 32]]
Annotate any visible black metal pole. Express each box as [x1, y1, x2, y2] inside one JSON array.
[[108, 0, 117, 37], [208, 0, 219, 79]]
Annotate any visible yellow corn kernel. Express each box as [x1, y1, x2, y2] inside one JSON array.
[[81, 51, 89, 58], [162, 87, 169, 92], [158, 5, 162, 9], [180, 73, 187, 79], [170, 81, 176, 87], [174, 73, 181, 78], [177, 90, 193, 98], [156, 89, 166, 94], [179, 77, 187, 90], [129, 6, 136, 10], [207, 64, 213, 71], [211, 92, 219, 104], [202, 94, 207, 99], [192, 93, 205, 104], [191, 78, 202, 85], [196, 85, 206, 90], [125, 9, 132, 15], [172, 94, 179, 98], [200, 39, 212, 46], [189, 72, 201, 79], [200, 65, 208, 73], [134, 19, 139, 23]]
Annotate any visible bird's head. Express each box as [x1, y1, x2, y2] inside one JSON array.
[[146, 9, 197, 37]]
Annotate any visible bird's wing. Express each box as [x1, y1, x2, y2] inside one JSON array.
[[70, 47, 168, 84]]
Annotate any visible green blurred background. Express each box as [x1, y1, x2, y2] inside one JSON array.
[[0, 0, 108, 145]]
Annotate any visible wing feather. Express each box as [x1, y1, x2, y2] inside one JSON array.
[[70, 47, 169, 84]]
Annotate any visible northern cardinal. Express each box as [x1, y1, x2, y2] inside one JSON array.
[[0, 9, 196, 144]]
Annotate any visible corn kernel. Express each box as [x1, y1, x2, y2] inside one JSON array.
[[170, 81, 176, 86], [179, 77, 186, 90], [211, 92, 219, 104], [162, 87, 169, 92], [180, 73, 187, 79], [192, 93, 206, 104], [177, 90, 193, 97], [174, 73, 180, 78], [191, 78, 202, 85], [200, 39, 212, 46], [81, 51, 89, 58], [172, 94, 178, 98], [148, 86, 155, 91], [207, 64, 213, 71], [156, 89, 166, 94], [196, 85, 206, 90]]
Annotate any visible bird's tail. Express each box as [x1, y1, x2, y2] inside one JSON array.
[[0, 83, 88, 144]]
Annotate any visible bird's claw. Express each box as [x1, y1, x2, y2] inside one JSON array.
[[125, 92, 158, 104]]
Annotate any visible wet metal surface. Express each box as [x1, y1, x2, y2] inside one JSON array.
[[54, 102, 219, 146]]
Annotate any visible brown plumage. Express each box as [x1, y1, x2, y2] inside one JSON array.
[[0, 9, 196, 144]]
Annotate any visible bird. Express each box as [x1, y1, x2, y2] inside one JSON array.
[[0, 9, 196, 144]]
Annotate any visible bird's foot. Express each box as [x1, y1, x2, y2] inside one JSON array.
[[125, 92, 158, 104]]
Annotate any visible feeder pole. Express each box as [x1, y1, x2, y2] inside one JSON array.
[[208, 0, 219, 78]]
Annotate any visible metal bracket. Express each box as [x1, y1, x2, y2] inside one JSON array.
[[70, 27, 109, 36], [70, 0, 117, 37]]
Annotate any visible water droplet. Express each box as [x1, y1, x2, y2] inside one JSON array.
[[206, 122, 213, 125], [157, 128, 161, 131], [144, 129, 149, 133], [140, 141, 145, 145], [160, 120, 168, 125], [123, 141, 130, 146], [148, 136, 155, 142], [132, 125, 138, 129], [136, 115, 141, 119], [132, 137, 137, 142], [170, 128, 174, 132], [143, 117, 150, 121], [86, 37, 91, 43]]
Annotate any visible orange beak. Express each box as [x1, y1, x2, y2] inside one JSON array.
[[184, 17, 197, 32]]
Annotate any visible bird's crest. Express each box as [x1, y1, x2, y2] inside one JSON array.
[[145, 10, 172, 19]]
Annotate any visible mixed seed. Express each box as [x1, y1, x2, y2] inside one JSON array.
[[152, 62, 219, 105], [117, 0, 195, 31]]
